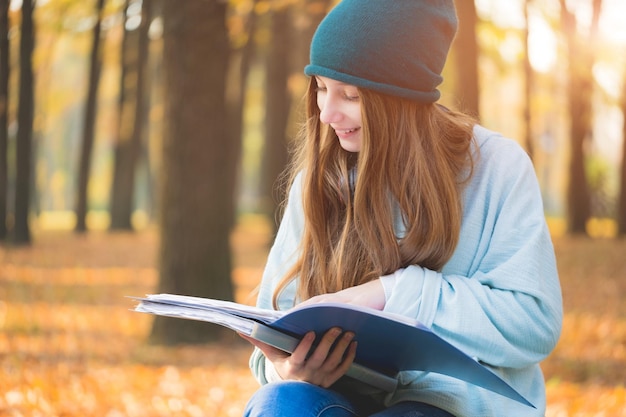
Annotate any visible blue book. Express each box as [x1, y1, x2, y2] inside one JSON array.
[[131, 294, 534, 408]]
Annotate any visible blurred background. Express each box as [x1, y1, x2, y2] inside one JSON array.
[[1, 0, 624, 238], [0, 0, 625, 416]]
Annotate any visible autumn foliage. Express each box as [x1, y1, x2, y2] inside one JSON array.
[[1, 218, 625, 416]]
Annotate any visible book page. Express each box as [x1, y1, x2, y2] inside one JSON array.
[[134, 299, 257, 334]]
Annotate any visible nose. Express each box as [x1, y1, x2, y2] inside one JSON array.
[[319, 94, 342, 125]]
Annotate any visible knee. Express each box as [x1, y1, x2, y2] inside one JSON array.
[[244, 381, 311, 416], [243, 381, 357, 417]]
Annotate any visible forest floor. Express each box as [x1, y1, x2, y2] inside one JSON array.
[[0, 215, 625, 416]]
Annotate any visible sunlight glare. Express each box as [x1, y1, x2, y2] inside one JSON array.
[[476, 0, 526, 29], [10, 0, 51, 11], [593, 62, 622, 101], [600, 0, 626, 44], [528, 14, 557, 73]]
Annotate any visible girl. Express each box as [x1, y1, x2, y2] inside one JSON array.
[[242, 1, 563, 416]]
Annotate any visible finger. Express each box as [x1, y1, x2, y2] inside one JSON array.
[[322, 340, 358, 388], [289, 331, 316, 367], [239, 334, 290, 362], [306, 327, 342, 369], [239, 333, 271, 350], [323, 331, 355, 371]]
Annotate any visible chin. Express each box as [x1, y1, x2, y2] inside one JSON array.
[[339, 141, 362, 153]]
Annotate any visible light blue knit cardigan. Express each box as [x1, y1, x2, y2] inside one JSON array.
[[250, 125, 563, 417]]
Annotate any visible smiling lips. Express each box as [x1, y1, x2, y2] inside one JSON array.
[[334, 127, 360, 137]]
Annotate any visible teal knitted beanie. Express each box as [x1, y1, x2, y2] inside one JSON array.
[[304, 0, 458, 103]]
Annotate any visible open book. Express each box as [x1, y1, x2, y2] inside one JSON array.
[[131, 293, 534, 408]]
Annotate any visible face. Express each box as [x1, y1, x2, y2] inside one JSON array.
[[314, 76, 363, 153]]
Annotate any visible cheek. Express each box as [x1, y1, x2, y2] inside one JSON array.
[[350, 106, 362, 124]]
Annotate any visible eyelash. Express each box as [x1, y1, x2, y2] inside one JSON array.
[[315, 86, 360, 102]]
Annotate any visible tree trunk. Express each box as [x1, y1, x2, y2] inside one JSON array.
[[522, 0, 534, 160], [109, 0, 151, 230], [225, 0, 257, 231], [109, 0, 133, 230], [149, 0, 236, 345], [75, 0, 105, 233], [618, 64, 626, 236], [560, 0, 602, 235], [291, 1, 331, 73], [259, 5, 292, 229], [0, 0, 9, 240], [453, 0, 480, 118], [13, 0, 35, 245], [260, 0, 330, 235]]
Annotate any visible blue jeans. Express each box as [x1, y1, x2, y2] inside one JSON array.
[[244, 381, 456, 417]]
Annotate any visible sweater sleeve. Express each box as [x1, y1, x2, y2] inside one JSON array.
[[249, 173, 305, 384], [383, 132, 563, 370]]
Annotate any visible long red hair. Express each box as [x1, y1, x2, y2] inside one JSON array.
[[273, 79, 476, 308]]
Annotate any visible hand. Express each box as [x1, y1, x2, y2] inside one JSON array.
[[300, 278, 386, 310], [240, 327, 357, 388]]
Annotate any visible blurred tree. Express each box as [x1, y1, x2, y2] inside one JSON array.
[[13, 0, 35, 245], [559, 0, 602, 235], [225, 0, 257, 231], [522, 0, 534, 160], [109, 0, 152, 231], [110, 0, 133, 229], [75, 0, 106, 233], [149, 0, 236, 344], [0, 0, 8, 240], [618, 66, 626, 236], [453, 0, 479, 118], [260, 0, 330, 234], [259, 3, 293, 230]]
